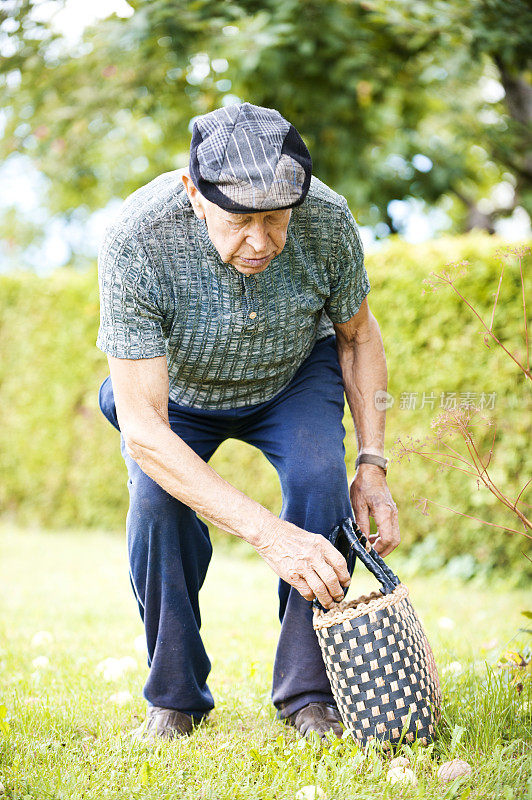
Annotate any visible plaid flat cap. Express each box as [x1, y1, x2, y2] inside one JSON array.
[[189, 102, 312, 213]]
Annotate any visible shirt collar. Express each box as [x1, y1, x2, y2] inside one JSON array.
[[197, 217, 222, 262]]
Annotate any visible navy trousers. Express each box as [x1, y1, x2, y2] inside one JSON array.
[[98, 335, 353, 720]]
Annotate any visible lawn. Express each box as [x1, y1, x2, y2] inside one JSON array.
[[0, 525, 530, 799]]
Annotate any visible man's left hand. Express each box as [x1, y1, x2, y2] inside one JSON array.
[[349, 464, 400, 557]]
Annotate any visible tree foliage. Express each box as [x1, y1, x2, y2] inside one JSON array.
[[0, 0, 530, 263]]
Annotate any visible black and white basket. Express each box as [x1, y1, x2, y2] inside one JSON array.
[[313, 518, 442, 747]]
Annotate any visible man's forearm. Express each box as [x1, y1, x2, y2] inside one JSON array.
[[125, 422, 279, 547], [336, 313, 388, 456]]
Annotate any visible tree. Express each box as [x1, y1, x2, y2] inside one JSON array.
[[0, 0, 530, 269], [367, 0, 532, 229]]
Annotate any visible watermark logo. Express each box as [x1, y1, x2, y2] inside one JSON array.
[[373, 390, 499, 411], [374, 390, 395, 410]]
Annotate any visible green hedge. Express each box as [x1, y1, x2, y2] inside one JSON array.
[[1, 233, 530, 575]]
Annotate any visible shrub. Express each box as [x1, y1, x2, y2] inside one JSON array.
[[0, 233, 529, 575]]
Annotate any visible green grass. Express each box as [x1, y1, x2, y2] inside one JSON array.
[[0, 525, 530, 799]]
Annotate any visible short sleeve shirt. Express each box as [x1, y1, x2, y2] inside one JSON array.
[[96, 172, 371, 409]]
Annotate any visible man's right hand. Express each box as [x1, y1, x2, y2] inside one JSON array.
[[253, 519, 351, 610]]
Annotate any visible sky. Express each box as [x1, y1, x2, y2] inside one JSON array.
[[29, 0, 134, 44], [0, 0, 530, 275]]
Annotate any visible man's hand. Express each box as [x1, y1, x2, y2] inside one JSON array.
[[350, 464, 400, 557], [253, 519, 351, 609]]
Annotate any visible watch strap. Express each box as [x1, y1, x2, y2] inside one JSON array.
[[355, 453, 388, 473]]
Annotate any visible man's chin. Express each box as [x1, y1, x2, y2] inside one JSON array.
[[236, 267, 269, 276], [232, 259, 272, 275]]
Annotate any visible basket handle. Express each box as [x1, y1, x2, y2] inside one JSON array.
[[315, 517, 400, 609], [342, 517, 401, 592], [313, 517, 400, 611]]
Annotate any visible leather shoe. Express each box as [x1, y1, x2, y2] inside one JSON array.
[[130, 705, 195, 742], [286, 702, 344, 740]]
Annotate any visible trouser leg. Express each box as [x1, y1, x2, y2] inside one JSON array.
[[98, 376, 223, 718], [120, 437, 215, 717], [237, 336, 353, 718]]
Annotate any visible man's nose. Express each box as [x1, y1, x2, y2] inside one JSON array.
[[245, 222, 269, 252]]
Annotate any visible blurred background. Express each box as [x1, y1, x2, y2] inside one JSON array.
[[1, 0, 532, 272], [0, 0, 530, 579]]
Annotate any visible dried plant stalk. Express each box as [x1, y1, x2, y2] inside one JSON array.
[[391, 245, 531, 540]]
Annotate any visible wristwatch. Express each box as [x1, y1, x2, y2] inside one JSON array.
[[355, 453, 388, 474]]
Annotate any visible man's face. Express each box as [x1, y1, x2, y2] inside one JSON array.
[[183, 173, 291, 275]]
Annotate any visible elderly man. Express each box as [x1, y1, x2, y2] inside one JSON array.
[[96, 102, 400, 742]]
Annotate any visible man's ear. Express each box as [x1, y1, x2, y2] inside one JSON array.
[[182, 173, 206, 220]]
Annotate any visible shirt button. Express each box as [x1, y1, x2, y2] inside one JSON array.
[[249, 311, 257, 319]]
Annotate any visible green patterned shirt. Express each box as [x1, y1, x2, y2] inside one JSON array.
[[96, 172, 371, 409]]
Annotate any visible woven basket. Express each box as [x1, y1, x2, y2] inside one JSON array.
[[313, 518, 441, 747]]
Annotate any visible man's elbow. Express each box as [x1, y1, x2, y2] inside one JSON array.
[[120, 416, 168, 464], [123, 431, 144, 462]]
